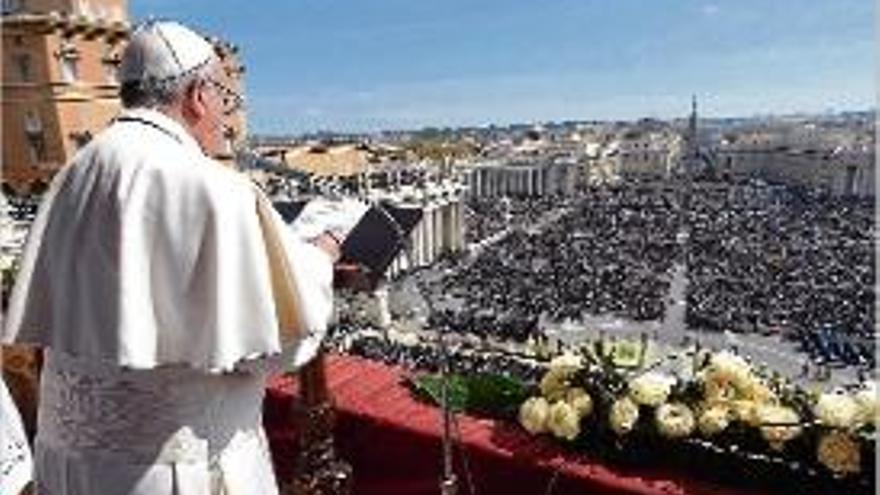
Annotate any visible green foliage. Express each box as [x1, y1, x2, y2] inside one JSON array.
[[409, 373, 531, 419], [609, 340, 643, 368]]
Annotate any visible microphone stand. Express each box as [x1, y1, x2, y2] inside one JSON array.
[[433, 295, 458, 495], [439, 338, 458, 495], [403, 244, 458, 495]]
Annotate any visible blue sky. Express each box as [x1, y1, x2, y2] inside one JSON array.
[[131, 0, 875, 134]]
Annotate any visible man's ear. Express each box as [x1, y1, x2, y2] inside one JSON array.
[[181, 79, 208, 123]]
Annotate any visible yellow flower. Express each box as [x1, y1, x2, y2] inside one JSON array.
[[817, 431, 861, 476], [609, 397, 640, 435], [814, 392, 860, 430], [628, 372, 676, 407], [655, 403, 695, 439], [547, 401, 581, 441], [519, 397, 550, 435], [565, 387, 593, 419], [698, 404, 731, 436], [757, 405, 801, 450]]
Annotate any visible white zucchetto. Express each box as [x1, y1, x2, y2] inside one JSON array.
[[119, 21, 216, 82]]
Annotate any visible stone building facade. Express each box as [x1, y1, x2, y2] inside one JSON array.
[[606, 130, 683, 179], [2, 0, 250, 191], [1, 0, 128, 192], [210, 38, 248, 162], [717, 130, 875, 197]]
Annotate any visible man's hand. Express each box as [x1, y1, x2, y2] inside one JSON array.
[[289, 198, 369, 244], [310, 231, 342, 263]]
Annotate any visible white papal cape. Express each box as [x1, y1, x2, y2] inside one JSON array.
[[1, 108, 335, 494]]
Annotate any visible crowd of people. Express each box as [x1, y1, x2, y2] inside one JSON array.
[[684, 181, 875, 366], [463, 196, 567, 244], [414, 178, 875, 372], [429, 186, 682, 344]]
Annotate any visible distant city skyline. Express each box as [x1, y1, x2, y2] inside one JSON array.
[[132, 0, 874, 134]]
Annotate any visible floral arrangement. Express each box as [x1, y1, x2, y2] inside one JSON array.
[[410, 339, 877, 494]]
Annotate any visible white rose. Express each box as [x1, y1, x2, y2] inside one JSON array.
[[628, 372, 676, 407], [519, 397, 550, 435], [740, 377, 776, 404], [609, 397, 640, 436], [565, 387, 593, 419], [757, 405, 802, 450], [549, 352, 583, 373], [655, 403, 695, 439], [814, 392, 860, 430], [538, 353, 583, 402], [853, 381, 878, 428], [706, 351, 752, 388], [539, 368, 571, 402], [702, 374, 737, 403], [547, 401, 581, 441], [698, 405, 731, 436], [731, 400, 761, 427], [817, 430, 861, 475]]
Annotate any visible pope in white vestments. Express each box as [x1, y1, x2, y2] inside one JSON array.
[[1, 21, 341, 494]]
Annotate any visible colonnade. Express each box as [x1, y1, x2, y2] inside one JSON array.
[[386, 196, 465, 278], [468, 162, 577, 197]]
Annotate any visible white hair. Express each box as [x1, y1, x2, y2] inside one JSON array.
[[119, 61, 215, 109]]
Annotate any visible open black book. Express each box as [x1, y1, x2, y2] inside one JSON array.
[[274, 200, 423, 283]]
